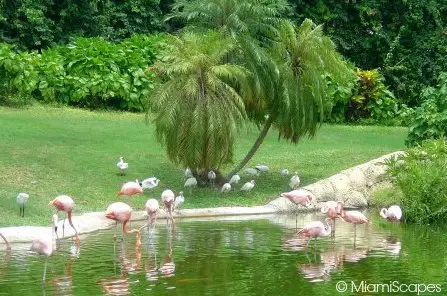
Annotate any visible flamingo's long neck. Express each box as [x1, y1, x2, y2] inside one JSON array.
[[123, 220, 142, 249], [0, 233, 10, 250]]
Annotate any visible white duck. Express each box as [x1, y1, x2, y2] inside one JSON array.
[[241, 180, 256, 192], [116, 157, 128, 175], [229, 174, 240, 184], [17, 192, 30, 217], [289, 172, 300, 189], [140, 177, 160, 190], [221, 183, 231, 193]]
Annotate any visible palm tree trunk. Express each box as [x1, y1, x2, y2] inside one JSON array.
[[226, 116, 273, 179]]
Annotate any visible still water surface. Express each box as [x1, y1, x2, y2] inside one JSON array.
[[1, 212, 446, 296]]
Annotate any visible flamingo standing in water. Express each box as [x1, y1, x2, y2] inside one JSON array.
[[142, 199, 159, 232], [30, 214, 58, 282], [380, 205, 402, 222], [161, 190, 175, 224], [105, 202, 141, 248], [337, 202, 369, 240], [281, 189, 314, 229], [49, 195, 80, 243], [0, 233, 10, 250], [297, 218, 332, 248], [321, 201, 343, 235]]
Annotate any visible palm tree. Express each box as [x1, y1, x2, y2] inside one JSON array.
[[166, 0, 290, 40], [150, 31, 249, 175], [226, 19, 355, 178]]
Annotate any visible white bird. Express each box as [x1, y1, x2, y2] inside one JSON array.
[[16, 192, 30, 217], [140, 177, 160, 190], [280, 168, 289, 176], [116, 157, 128, 175], [174, 191, 185, 211], [221, 183, 231, 193], [245, 168, 260, 177], [241, 180, 256, 192], [229, 174, 240, 185], [289, 172, 300, 189], [30, 214, 58, 282], [255, 164, 269, 172], [380, 205, 402, 221], [208, 170, 216, 187], [184, 177, 197, 190], [185, 168, 193, 179]]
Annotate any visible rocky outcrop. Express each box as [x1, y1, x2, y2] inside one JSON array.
[[267, 151, 404, 212]]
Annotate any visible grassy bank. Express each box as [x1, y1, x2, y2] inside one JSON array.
[[0, 106, 407, 226]]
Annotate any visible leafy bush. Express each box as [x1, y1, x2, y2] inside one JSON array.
[[327, 69, 402, 125], [386, 139, 447, 224], [0, 43, 40, 106], [347, 69, 399, 124], [0, 34, 163, 111], [405, 72, 447, 147]]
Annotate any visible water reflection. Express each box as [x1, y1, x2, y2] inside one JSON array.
[[99, 239, 141, 296], [3, 213, 441, 296]]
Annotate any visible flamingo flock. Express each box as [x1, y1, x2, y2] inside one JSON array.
[[1, 155, 404, 284]]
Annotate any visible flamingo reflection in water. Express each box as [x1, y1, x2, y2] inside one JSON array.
[[159, 227, 175, 278], [99, 239, 142, 296]]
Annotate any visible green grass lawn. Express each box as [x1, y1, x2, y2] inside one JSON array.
[[0, 105, 408, 226]]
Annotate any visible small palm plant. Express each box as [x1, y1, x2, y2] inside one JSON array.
[[150, 31, 249, 181]]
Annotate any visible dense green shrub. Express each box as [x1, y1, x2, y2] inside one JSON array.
[[0, 43, 39, 106], [386, 139, 447, 224], [0, 34, 163, 111], [327, 69, 402, 125], [405, 73, 447, 147]]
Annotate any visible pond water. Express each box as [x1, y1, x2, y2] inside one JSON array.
[[1, 211, 446, 296]]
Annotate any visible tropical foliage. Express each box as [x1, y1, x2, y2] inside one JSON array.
[[406, 73, 447, 147], [386, 139, 447, 224], [291, 0, 447, 106], [0, 34, 162, 111]]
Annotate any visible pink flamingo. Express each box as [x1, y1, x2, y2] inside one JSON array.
[[117, 180, 143, 197], [297, 218, 332, 248], [337, 202, 369, 239], [281, 189, 314, 229], [161, 190, 175, 224], [30, 214, 58, 282], [0, 233, 10, 250], [49, 195, 80, 243], [321, 201, 343, 235], [281, 189, 314, 206], [141, 198, 160, 234], [105, 202, 141, 248], [380, 205, 402, 222]]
